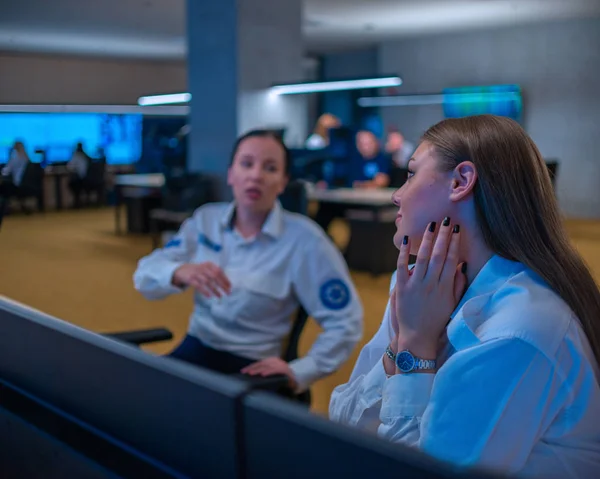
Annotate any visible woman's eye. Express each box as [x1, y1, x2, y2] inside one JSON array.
[[407, 170, 414, 179]]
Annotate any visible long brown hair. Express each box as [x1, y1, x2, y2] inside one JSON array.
[[423, 114, 600, 364]]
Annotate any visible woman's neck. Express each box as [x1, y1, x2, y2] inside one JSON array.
[[234, 207, 269, 239], [459, 226, 494, 288]]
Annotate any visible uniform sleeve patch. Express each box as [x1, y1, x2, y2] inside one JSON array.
[[164, 238, 182, 249], [319, 279, 351, 310], [198, 233, 222, 252]]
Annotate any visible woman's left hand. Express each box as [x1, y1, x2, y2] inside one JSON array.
[[394, 219, 467, 358], [241, 357, 298, 389]]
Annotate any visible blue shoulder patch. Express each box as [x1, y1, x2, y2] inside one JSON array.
[[319, 279, 351, 310], [198, 233, 222, 252], [164, 238, 182, 249]]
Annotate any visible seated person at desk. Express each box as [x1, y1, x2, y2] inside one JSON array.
[[0, 141, 30, 197], [385, 128, 414, 168], [133, 129, 363, 394], [67, 142, 92, 208], [329, 115, 600, 477], [314, 129, 392, 233], [305, 113, 341, 150]]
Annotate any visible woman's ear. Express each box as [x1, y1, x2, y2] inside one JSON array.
[[449, 161, 477, 202]]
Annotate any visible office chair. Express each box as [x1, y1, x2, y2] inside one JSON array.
[[13, 163, 45, 213], [389, 166, 409, 189], [0, 195, 6, 230], [545, 159, 559, 189], [108, 180, 313, 405], [148, 173, 213, 249]]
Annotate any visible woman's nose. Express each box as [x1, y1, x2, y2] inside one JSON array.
[[391, 188, 402, 207]]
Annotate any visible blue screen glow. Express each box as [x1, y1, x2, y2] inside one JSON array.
[[0, 113, 143, 164]]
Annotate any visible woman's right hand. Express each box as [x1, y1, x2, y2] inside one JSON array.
[[172, 262, 232, 298]]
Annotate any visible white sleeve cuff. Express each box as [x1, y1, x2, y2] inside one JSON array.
[[158, 262, 187, 293], [381, 373, 435, 419], [288, 356, 319, 393]]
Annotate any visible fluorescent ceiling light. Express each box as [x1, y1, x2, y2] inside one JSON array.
[[0, 104, 189, 115], [271, 76, 402, 95], [358, 94, 444, 107], [138, 93, 191, 106], [358, 91, 521, 108]]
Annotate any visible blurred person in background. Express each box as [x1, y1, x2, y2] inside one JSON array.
[[306, 113, 341, 150], [0, 141, 30, 197], [385, 128, 415, 168]]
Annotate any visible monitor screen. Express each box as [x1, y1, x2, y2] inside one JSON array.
[[0, 113, 143, 164], [442, 84, 522, 121]]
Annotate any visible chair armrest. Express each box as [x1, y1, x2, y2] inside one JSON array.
[[104, 328, 173, 346]]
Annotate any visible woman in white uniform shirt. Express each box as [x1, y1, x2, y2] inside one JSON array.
[[329, 115, 600, 477], [134, 130, 363, 393]]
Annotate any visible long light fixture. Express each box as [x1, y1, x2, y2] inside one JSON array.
[[0, 104, 189, 115], [358, 91, 521, 108], [138, 93, 191, 106], [270, 76, 402, 96]]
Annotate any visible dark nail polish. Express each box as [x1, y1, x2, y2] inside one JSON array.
[[403, 235, 408, 245], [453, 224, 460, 234], [429, 222, 437, 232], [461, 262, 468, 274], [443, 217, 451, 227]]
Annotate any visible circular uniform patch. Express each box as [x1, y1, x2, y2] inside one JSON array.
[[363, 161, 380, 179], [319, 279, 351, 310]]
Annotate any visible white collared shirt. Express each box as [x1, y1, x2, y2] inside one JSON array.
[[2, 150, 28, 186], [329, 255, 600, 478], [67, 151, 89, 179], [133, 201, 363, 391]]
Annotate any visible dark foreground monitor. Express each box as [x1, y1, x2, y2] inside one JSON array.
[[242, 392, 506, 479], [0, 296, 250, 479]]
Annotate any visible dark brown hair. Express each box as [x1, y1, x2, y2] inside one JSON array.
[[230, 129, 291, 176], [423, 114, 600, 364]]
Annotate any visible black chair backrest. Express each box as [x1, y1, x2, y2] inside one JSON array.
[[279, 180, 308, 215], [161, 173, 213, 212], [389, 166, 409, 188], [283, 308, 309, 363], [545, 159, 559, 188], [19, 162, 44, 193], [0, 196, 6, 230], [85, 160, 106, 185], [278, 181, 310, 378]]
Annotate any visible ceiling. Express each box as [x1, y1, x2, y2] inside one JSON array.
[[0, 0, 599, 60]]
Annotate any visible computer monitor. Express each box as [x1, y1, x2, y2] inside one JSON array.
[[0, 296, 250, 479], [242, 392, 500, 479]]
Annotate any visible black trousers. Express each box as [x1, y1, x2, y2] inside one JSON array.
[[167, 335, 300, 401], [167, 334, 255, 374]]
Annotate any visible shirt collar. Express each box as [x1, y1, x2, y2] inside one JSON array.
[[447, 254, 525, 351], [219, 200, 284, 239]]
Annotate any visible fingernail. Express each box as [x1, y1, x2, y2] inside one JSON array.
[[453, 224, 460, 233], [462, 262, 468, 274], [443, 217, 451, 227], [403, 235, 408, 245], [429, 221, 437, 232]]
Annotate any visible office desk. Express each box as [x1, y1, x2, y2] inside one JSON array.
[[308, 187, 395, 208], [308, 186, 398, 275], [114, 174, 165, 234]]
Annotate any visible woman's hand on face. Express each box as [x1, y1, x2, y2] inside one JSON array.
[[172, 262, 232, 298], [393, 218, 467, 358]]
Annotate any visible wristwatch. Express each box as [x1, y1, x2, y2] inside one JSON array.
[[385, 345, 436, 373]]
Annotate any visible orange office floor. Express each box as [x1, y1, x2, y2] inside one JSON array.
[[2, 208, 600, 415]]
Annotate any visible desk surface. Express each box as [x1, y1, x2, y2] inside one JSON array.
[[115, 173, 165, 188], [114, 174, 396, 206], [307, 187, 396, 206]]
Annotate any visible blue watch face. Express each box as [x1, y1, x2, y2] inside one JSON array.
[[396, 351, 415, 373]]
